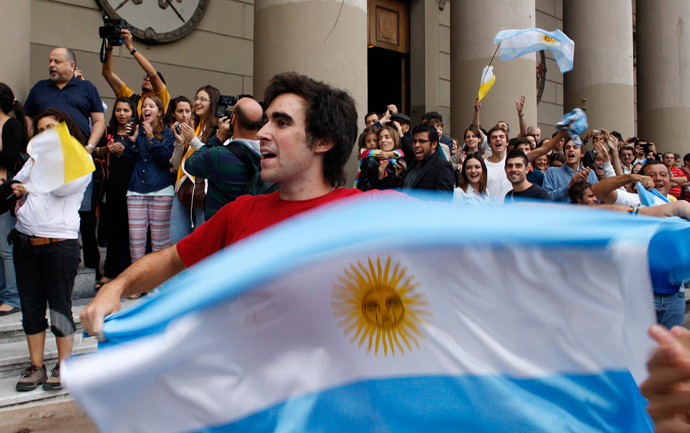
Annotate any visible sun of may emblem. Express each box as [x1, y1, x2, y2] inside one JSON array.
[[541, 34, 559, 46], [331, 256, 431, 356]]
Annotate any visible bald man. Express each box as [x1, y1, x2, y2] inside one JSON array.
[[184, 97, 265, 219]]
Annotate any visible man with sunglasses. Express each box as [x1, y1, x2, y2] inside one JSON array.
[[101, 29, 170, 116]]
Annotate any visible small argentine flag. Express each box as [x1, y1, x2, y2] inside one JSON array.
[[495, 28, 575, 73], [477, 66, 495, 101], [24, 121, 95, 194], [63, 197, 690, 433], [637, 181, 671, 207]]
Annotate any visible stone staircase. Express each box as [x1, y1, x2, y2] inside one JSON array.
[[0, 299, 98, 410], [0, 265, 137, 412]]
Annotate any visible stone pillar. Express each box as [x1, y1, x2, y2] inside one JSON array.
[[0, 0, 31, 100], [253, 0, 367, 184], [563, 0, 635, 136], [637, 0, 690, 154], [450, 0, 537, 139]]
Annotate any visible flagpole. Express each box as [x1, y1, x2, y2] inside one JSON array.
[[487, 42, 501, 69], [479, 42, 501, 96]]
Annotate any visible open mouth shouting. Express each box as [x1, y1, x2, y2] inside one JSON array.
[[143, 110, 152, 122]]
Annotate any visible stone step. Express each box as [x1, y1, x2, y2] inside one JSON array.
[[0, 334, 98, 380], [0, 374, 72, 410]]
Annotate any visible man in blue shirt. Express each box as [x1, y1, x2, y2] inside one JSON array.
[[24, 47, 105, 151], [543, 139, 598, 202]]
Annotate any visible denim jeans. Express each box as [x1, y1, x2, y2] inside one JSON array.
[[654, 290, 686, 329], [0, 212, 18, 308], [169, 197, 205, 245]]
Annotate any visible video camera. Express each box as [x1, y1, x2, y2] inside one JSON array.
[[99, 16, 129, 47], [215, 94, 253, 118]]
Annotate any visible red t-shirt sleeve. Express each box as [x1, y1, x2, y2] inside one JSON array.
[[176, 203, 234, 268]]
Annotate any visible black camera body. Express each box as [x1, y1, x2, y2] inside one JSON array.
[[99, 16, 128, 47], [215, 95, 238, 119]]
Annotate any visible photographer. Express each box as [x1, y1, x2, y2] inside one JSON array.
[[101, 29, 170, 117]]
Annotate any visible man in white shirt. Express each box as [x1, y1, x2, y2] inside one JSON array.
[[484, 126, 513, 203]]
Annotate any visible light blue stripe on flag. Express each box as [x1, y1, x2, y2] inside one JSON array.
[[495, 28, 575, 73]]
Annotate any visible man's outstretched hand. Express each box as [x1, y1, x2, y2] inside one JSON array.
[[80, 284, 124, 341], [640, 325, 690, 432]]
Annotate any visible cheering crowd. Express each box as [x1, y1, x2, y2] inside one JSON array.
[[0, 30, 689, 430]]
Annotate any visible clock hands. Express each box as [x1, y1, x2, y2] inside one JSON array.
[[113, 0, 130, 11], [159, 0, 186, 23]]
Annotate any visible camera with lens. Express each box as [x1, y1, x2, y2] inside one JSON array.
[[216, 95, 237, 119], [99, 16, 128, 47], [215, 94, 253, 118]]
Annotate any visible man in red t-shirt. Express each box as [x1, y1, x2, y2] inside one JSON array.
[[664, 152, 688, 199], [81, 73, 362, 338]]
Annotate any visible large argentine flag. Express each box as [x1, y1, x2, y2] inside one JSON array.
[[495, 28, 575, 73], [64, 196, 690, 432]]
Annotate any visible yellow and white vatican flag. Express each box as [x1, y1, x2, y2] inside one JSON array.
[[477, 66, 495, 101], [24, 121, 95, 193], [62, 193, 690, 433]]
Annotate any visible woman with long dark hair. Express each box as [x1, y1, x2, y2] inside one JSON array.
[[356, 125, 406, 192], [168, 95, 205, 244], [0, 83, 28, 316], [96, 97, 136, 289], [123, 95, 175, 265], [12, 109, 91, 391], [169, 86, 220, 242], [453, 152, 491, 205]]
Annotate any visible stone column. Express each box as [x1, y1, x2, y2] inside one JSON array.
[[563, 0, 635, 136], [450, 0, 537, 139], [637, 0, 690, 154], [253, 0, 367, 184], [0, 0, 31, 100]]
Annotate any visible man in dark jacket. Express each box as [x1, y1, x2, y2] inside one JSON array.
[[398, 123, 455, 202]]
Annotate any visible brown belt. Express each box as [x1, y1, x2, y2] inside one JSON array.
[[29, 237, 66, 246]]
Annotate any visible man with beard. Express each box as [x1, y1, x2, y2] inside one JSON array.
[[503, 150, 550, 202]]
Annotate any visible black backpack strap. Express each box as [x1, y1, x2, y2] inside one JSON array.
[[225, 141, 259, 177]]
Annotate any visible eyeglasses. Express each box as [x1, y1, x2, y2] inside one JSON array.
[[411, 139, 430, 144], [194, 96, 210, 102]]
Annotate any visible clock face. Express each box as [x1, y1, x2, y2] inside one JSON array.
[[96, 0, 209, 44]]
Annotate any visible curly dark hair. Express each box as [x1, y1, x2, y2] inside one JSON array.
[[32, 109, 85, 144], [263, 72, 358, 188]]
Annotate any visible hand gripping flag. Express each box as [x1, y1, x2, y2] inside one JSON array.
[[495, 28, 575, 73], [63, 195, 690, 433], [637, 181, 671, 207], [24, 121, 95, 193], [477, 66, 496, 101]]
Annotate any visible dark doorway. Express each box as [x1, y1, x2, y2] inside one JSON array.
[[367, 47, 409, 115]]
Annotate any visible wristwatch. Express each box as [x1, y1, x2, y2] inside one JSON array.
[[130, 48, 138, 56], [86, 144, 95, 153]]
